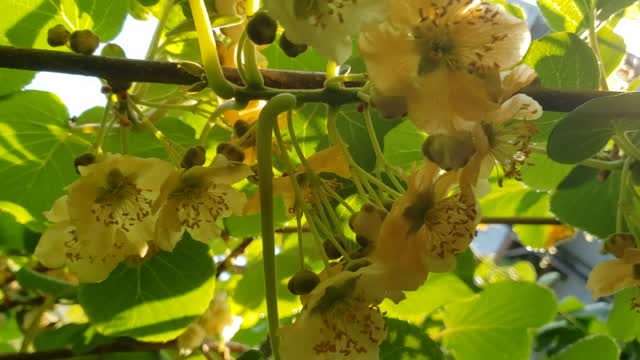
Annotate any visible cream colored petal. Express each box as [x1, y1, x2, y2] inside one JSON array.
[[587, 259, 636, 299], [154, 201, 185, 251], [129, 157, 174, 192], [34, 222, 73, 268], [449, 70, 500, 122], [187, 219, 222, 243], [153, 170, 181, 213], [201, 157, 253, 184], [491, 94, 542, 126], [623, 248, 640, 264], [454, 2, 530, 70], [407, 67, 457, 133], [359, 22, 419, 95], [45, 196, 70, 223], [69, 252, 121, 283], [501, 64, 537, 100], [223, 187, 248, 215]]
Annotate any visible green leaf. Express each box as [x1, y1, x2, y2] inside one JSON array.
[[0, 69, 34, 97], [536, 0, 590, 33], [547, 93, 640, 164], [597, 0, 637, 21], [550, 335, 619, 360], [16, 267, 78, 298], [237, 350, 266, 360], [607, 288, 640, 342], [380, 318, 444, 360], [523, 32, 599, 89], [551, 166, 619, 238], [0, 90, 89, 228], [223, 196, 289, 238], [598, 25, 626, 76], [383, 120, 426, 170], [381, 273, 473, 323], [0, 0, 128, 49], [521, 152, 574, 191], [480, 180, 550, 218], [78, 235, 216, 342], [442, 281, 557, 360]]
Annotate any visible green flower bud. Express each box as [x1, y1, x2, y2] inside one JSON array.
[[287, 269, 320, 295], [247, 12, 277, 45], [279, 32, 307, 58], [422, 132, 475, 170], [323, 235, 349, 260], [216, 142, 245, 163], [69, 30, 100, 55], [101, 43, 126, 58], [47, 24, 70, 47], [73, 153, 95, 173], [181, 145, 207, 169], [234, 120, 256, 148], [346, 259, 371, 272], [355, 234, 370, 248]]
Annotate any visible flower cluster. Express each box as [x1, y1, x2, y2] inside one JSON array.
[[35, 150, 252, 283], [273, 0, 546, 358]]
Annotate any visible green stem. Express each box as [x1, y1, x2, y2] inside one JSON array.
[[617, 158, 632, 233], [120, 126, 129, 154], [243, 36, 265, 89], [363, 105, 405, 192], [256, 93, 297, 360], [188, 0, 236, 98], [128, 98, 183, 163], [199, 100, 246, 144], [93, 96, 114, 155], [296, 210, 305, 270], [530, 145, 624, 170], [235, 31, 250, 86], [588, 0, 609, 91], [614, 133, 640, 160], [20, 297, 55, 352]]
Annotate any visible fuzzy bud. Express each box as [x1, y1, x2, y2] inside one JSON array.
[[422, 132, 475, 170], [279, 32, 307, 58], [73, 153, 95, 173], [247, 12, 278, 45], [371, 87, 408, 119], [69, 30, 100, 55], [216, 143, 245, 163], [181, 146, 207, 169], [47, 24, 70, 47], [287, 269, 320, 295], [603, 233, 637, 259]]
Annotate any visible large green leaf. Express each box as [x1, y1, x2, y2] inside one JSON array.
[[380, 319, 444, 360], [550, 335, 619, 360], [0, 69, 35, 97], [597, 0, 637, 21], [0, 0, 128, 48], [383, 120, 425, 170], [521, 152, 574, 191], [0, 90, 89, 229], [551, 166, 619, 238], [523, 32, 599, 89], [537, 0, 590, 33], [598, 25, 626, 76], [381, 273, 473, 324], [607, 288, 640, 341], [78, 235, 216, 342], [442, 281, 557, 360], [480, 180, 551, 218], [547, 93, 640, 164]]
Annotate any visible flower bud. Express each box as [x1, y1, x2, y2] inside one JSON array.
[[69, 30, 100, 55], [47, 24, 70, 47], [234, 120, 256, 148], [279, 32, 307, 58], [422, 132, 475, 170], [247, 12, 277, 45], [603, 233, 637, 259], [371, 87, 407, 119], [216, 143, 245, 163], [101, 43, 126, 58], [181, 145, 207, 169], [287, 269, 320, 295], [323, 235, 349, 260], [346, 259, 371, 272], [73, 153, 95, 173]]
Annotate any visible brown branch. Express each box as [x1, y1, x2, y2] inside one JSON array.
[[0, 45, 622, 112], [0, 340, 250, 360], [215, 237, 254, 277]]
